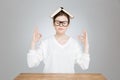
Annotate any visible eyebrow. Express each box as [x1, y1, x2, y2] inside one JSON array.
[[55, 20, 68, 22]]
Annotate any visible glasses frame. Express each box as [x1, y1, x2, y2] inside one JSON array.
[[54, 20, 69, 27]]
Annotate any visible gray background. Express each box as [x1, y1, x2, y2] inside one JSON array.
[[0, 0, 120, 80]]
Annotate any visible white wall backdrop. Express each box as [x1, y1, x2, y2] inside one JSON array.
[[0, 0, 120, 80]]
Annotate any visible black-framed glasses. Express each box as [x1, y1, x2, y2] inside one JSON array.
[[54, 20, 69, 27]]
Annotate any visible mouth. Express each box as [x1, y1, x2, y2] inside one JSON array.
[[58, 28, 64, 30]]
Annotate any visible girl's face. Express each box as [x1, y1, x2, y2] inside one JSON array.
[[53, 15, 69, 34]]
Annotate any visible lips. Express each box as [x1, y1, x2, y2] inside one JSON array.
[[58, 28, 64, 30]]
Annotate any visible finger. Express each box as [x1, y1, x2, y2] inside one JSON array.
[[82, 28, 87, 35], [39, 33, 42, 37], [80, 33, 85, 40], [81, 33, 85, 37], [34, 26, 37, 32], [85, 31, 88, 40], [35, 27, 40, 37], [38, 33, 42, 38], [33, 27, 37, 36], [34, 26, 39, 33], [82, 28, 86, 33], [78, 35, 83, 42], [82, 29, 88, 39]]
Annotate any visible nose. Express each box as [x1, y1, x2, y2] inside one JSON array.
[[59, 23, 63, 27]]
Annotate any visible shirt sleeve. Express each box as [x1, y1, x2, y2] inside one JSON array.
[[27, 40, 47, 68], [74, 42, 90, 70]]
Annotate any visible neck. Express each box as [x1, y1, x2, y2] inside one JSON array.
[[55, 33, 66, 38]]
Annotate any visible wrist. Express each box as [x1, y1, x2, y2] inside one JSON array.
[[84, 44, 89, 53], [31, 41, 35, 50], [84, 49, 89, 53]]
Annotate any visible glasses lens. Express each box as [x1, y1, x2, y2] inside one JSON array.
[[62, 21, 68, 26], [55, 21, 60, 26], [55, 20, 68, 27]]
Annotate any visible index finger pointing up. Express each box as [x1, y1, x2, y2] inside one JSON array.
[[34, 26, 39, 33]]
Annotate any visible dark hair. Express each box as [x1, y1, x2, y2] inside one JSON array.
[[53, 10, 70, 24]]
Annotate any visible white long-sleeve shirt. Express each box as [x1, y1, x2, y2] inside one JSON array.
[[27, 36, 90, 73]]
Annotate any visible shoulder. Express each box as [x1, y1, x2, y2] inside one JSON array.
[[41, 36, 53, 43]]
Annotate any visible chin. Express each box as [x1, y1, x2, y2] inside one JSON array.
[[57, 31, 65, 34]]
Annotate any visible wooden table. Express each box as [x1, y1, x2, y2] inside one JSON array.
[[14, 73, 107, 80]]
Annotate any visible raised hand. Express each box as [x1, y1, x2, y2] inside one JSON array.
[[31, 26, 42, 49], [78, 29, 89, 53]]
